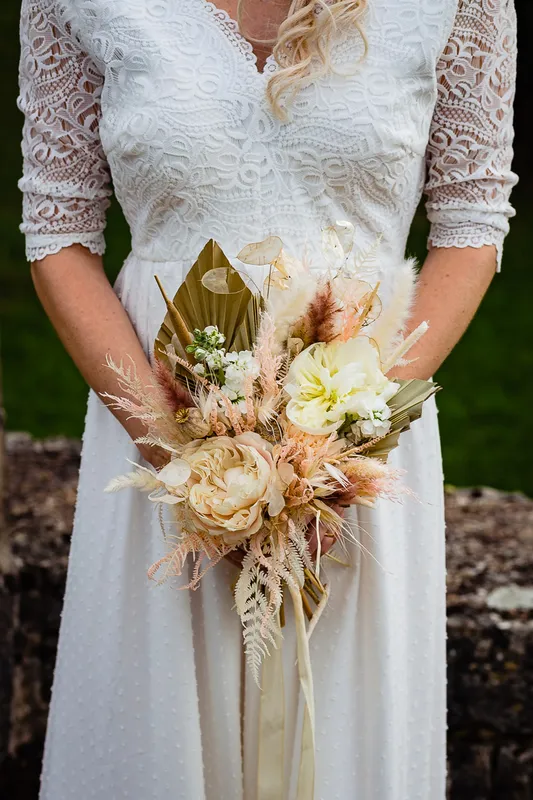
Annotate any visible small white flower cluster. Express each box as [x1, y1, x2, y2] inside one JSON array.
[[350, 397, 393, 443], [220, 351, 260, 412], [189, 325, 226, 366], [189, 326, 259, 410]]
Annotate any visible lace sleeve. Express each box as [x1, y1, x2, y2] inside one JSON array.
[[424, 0, 518, 271], [17, 0, 112, 263]]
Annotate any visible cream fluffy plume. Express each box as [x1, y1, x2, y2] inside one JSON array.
[[266, 274, 317, 352], [368, 258, 418, 362]]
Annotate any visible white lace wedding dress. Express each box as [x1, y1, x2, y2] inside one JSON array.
[[18, 1, 517, 798]]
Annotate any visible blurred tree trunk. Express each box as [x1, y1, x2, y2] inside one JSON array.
[[0, 338, 8, 539], [0, 343, 10, 565], [0, 341, 14, 774]]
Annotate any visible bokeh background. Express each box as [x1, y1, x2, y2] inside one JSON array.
[[1, 0, 532, 494]]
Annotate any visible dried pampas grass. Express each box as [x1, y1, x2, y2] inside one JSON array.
[[369, 258, 418, 361]]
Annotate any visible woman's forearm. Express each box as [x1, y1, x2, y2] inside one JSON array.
[[31, 244, 165, 463], [31, 242, 497, 453], [389, 244, 498, 380]]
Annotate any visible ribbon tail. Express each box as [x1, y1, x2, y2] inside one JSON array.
[[288, 579, 316, 800], [307, 581, 330, 641], [257, 623, 285, 800]]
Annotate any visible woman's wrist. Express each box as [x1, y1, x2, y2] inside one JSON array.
[[384, 245, 497, 382], [119, 412, 170, 469]]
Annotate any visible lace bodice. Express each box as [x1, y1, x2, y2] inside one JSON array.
[[18, 0, 517, 271]]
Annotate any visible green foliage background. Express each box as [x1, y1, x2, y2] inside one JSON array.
[[1, 1, 532, 494]]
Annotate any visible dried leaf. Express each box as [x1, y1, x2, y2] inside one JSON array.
[[154, 275, 194, 366], [201, 267, 235, 294], [321, 226, 344, 269], [365, 379, 439, 459], [157, 459, 191, 487], [237, 236, 283, 265], [154, 239, 260, 379]]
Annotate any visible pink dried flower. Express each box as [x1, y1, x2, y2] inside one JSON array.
[[153, 359, 193, 412]]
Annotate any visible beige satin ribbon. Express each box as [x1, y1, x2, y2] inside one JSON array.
[[257, 579, 330, 800], [257, 628, 285, 800], [288, 581, 316, 800]]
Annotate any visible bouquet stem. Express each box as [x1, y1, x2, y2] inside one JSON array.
[[300, 590, 314, 621]]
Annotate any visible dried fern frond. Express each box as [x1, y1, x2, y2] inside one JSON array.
[[102, 354, 179, 441], [351, 233, 383, 276], [232, 521, 313, 684], [235, 554, 277, 684]]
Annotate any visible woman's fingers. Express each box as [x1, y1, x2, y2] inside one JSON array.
[[224, 549, 245, 568], [307, 524, 336, 556], [138, 443, 171, 469], [307, 504, 345, 557]]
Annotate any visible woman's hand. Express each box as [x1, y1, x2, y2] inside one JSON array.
[[306, 504, 345, 558], [136, 442, 171, 470], [224, 549, 245, 568], [224, 504, 346, 570]]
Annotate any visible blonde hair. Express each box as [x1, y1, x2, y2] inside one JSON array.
[[236, 0, 368, 121]]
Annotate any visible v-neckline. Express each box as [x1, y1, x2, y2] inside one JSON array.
[[200, 0, 280, 79]]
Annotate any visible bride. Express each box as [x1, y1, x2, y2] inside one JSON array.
[[17, 0, 517, 797]]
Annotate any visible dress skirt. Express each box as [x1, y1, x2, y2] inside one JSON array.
[[39, 254, 447, 800]]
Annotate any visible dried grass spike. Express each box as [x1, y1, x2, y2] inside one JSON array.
[[153, 359, 193, 412]]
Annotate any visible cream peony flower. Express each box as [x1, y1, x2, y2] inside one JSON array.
[[284, 337, 399, 436], [181, 432, 284, 544]]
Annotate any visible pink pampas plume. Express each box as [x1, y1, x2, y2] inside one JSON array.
[[153, 359, 193, 412]]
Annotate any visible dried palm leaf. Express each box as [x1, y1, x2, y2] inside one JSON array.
[[154, 239, 260, 378], [365, 378, 440, 460]]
